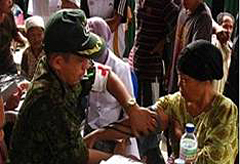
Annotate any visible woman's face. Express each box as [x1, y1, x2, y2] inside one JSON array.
[[0, 0, 13, 14], [178, 72, 205, 102]]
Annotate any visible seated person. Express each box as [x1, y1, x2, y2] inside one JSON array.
[[85, 17, 140, 158], [84, 40, 238, 164], [21, 15, 45, 81]]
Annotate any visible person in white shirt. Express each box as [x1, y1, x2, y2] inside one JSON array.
[[85, 17, 140, 159]]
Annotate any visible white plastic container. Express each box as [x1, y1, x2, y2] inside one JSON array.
[[179, 123, 197, 163]]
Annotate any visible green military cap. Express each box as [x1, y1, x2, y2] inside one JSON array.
[[43, 9, 105, 58]]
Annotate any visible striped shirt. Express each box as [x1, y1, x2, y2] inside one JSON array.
[[128, 0, 179, 81]]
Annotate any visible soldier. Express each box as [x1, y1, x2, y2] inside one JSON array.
[[8, 9, 157, 164]]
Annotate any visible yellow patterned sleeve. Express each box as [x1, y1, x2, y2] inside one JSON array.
[[196, 101, 238, 164]]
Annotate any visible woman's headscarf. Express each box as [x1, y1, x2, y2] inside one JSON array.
[[87, 17, 112, 47], [177, 40, 223, 81]]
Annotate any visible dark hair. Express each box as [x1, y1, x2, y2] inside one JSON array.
[[216, 12, 235, 25]]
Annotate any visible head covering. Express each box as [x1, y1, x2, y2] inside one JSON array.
[[177, 40, 223, 81], [87, 17, 111, 47], [43, 9, 105, 58], [25, 15, 45, 31]]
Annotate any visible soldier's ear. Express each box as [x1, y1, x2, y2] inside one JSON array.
[[51, 55, 66, 71]]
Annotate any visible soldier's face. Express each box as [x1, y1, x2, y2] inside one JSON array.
[[0, 0, 13, 13], [58, 54, 91, 87]]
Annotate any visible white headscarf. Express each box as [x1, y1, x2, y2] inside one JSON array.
[[25, 15, 45, 31]]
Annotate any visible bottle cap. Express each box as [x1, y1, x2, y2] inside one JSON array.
[[185, 123, 195, 133]]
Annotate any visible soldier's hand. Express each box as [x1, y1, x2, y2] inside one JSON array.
[[128, 106, 157, 137]]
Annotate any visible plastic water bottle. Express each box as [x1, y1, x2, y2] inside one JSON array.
[[179, 123, 197, 163]]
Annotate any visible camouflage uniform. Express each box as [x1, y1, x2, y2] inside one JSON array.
[[9, 56, 95, 164]]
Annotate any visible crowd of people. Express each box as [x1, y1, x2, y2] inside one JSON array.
[[0, 0, 238, 164]]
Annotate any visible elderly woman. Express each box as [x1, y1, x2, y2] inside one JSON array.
[[155, 40, 238, 163], [84, 40, 238, 163]]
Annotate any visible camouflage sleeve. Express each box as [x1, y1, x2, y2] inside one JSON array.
[[29, 95, 89, 163], [196, 102, 238, 164]]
